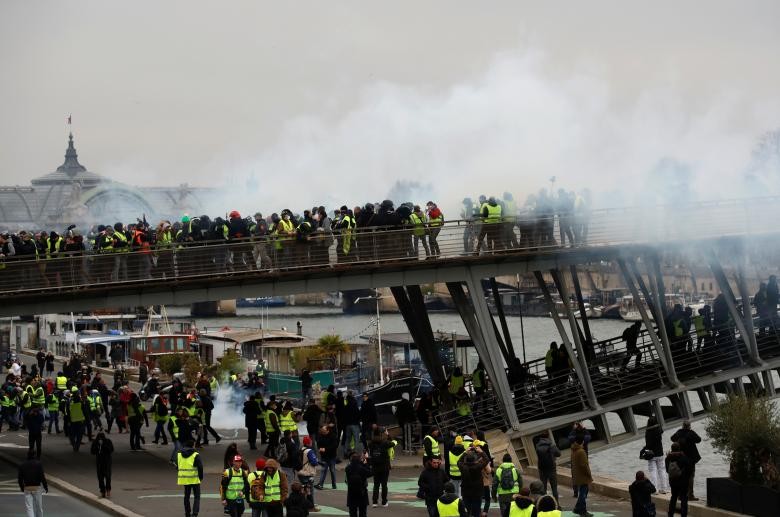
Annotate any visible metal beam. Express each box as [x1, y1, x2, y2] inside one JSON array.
[[633, 258, 678, 379], [569, 265, 594, 360], [708, 254, 755, 365], [617, 258, 679, 386], [448, 279, 521, 430], [533, 271, 599, 409], [490, 277, 517, 363], [735, 262, 761, 363]]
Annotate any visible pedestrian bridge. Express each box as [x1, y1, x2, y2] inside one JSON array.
[[0, 197, 777, 317]]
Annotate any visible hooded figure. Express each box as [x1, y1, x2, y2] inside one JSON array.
[[436, 482, 468, 517]]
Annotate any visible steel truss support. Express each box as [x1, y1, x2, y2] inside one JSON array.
[[533, 271, 599, 409], [617, 257, 680, 386], [708, 252, 760, 365], [448, 275, 521, 430]]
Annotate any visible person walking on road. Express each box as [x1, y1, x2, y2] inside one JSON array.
[[18, 457, 48, 517], [254, 458, 289, 517], [127, 392, 149, 451], [571, 434, 593, 517], [91, 431, 114, 498], [670, 421, 701, 501], [178, 438, 204, 517], [534, 433, 561, 505], [24, 407, 44, 460], [221, 454, 250, 517], [418, 456, 449, 517], [665, 442, 692, 517], [644, 417, 668, 494], [345, 451, 372, 517]]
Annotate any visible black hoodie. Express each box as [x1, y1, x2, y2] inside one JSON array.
[[511, 495, 536, 516]]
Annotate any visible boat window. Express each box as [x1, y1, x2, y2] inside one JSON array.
[[176, 337, 185, 350]]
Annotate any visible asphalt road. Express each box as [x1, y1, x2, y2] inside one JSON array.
[[0, 471, 110, 517]]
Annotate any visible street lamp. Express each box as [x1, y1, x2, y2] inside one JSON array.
[[354, 288, 385, 385]]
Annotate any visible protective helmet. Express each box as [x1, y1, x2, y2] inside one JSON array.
[[229, 210, 241, 219], [181, 215, 190, 223]]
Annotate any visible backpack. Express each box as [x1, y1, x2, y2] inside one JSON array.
[[299, 448, 317, 477], [667, 460, 683, 481], [249, 471, 264, 503], [499, 466, 516, 490], [276, 442, 289, 464]]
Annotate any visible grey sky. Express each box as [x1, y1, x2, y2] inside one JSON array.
[[1, 1, 779, 215]]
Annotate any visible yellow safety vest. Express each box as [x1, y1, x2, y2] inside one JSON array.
[[424, 435, 440, 457], [169, 415, 179, 440], [264, 410, 277, 431], [341, 215, 354, 254], [264, 470, 281, 502], [495, 463, 520, 495], [437, 499, 461, 517], [56, 376, 68, 390], [693, 316, 707, 337], [224, 468, 246, 500], [279, 411, 296, 432], [449, 451, 464, 477], [456, 398, 471, 417], [672, 319, 684, 337], [483, 203, 502, 223], [88, 395, 102, 412], [69, 400, 85, 423], [177, 452, 200, 485], [113, 231, 128, 252], [509, 503, 535, 517], [449, 374, 464, 394], [537, 510, 562, 517], [31, 387, 46, 407], [410, 213, 427, 237], [472, 368, 484, 389], [428, 211, 444, 227]]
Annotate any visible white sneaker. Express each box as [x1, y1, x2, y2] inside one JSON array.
[[372, 504, 378, 508], [382, 503, 389, 507]]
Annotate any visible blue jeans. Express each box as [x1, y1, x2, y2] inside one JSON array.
[[48, 410, 60, 433], [318, 458, 337, 487], [154, 421, 168, 443], [573, 483, 589, 514], [344, 424, 362, 455]]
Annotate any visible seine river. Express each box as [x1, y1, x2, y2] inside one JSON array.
[[168, 305, 732, 496]]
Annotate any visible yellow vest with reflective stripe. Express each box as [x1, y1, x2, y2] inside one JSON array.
[[537, 510, 562, 517], [56, 376, 68, 390], [224, 468, 245, 500], [509, 503, 535, 517], [47, 394, 60, 412], [31, 387, 46, 406], [279, 411, 296, 432], [88, 395, 102, 412], [424, 435, 440, 457], [169, 415, 179, 440], [69, 400, 85, 422], [264, 470, 281, 502], [449, 450, 464, 477], [264, 410, 276, 431], [449, 373, 464, 394], [437, 499, 461, 517], [483, 203, 502, 223], [177, 452, 200, 485], [495, 463, 520, 495], [410, 213, 426, 237]]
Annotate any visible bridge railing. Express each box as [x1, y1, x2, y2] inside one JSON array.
[[0, 196, 778, 296]]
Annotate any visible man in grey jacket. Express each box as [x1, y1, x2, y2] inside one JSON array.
[[535, 433, 561, 505]]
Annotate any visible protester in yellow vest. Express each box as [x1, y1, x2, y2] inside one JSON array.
[[221, 454, 250, 516], [508, 487, 536, 517], [177, 439, 203, 517], [252, 458, 289, 515], [437, 482, 467, 517]]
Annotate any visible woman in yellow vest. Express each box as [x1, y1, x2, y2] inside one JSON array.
[[534, 493, 561, 517], [508, 487, 536, 517], [410, 205, 431, 258]]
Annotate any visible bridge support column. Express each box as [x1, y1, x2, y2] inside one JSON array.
[[736, 261, 762, 363], [534, 271, 599, 410], [652, 399, 666, 427], [618, 258, 679, 386], [734, 376, 746, 397], [695, 387, 711, 412], [449, 275, 521, 430], [390, 285, 447, 387], [618, 407, 638, 436], [762, 370, 776, 396], [708, 253, 755, 366], [596, 413, 612, 444], [707, 385, 720, 408]]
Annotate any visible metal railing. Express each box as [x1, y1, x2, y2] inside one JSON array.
[[0, 196, 778, 297]]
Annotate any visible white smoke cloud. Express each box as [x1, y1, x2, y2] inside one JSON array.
[[206, 49, 780, 219]]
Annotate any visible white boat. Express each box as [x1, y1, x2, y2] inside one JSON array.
[[197, 326, 308, 365], [619, 294, 688, 321]]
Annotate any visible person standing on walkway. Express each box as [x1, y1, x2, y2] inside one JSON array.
[[457, 444, 489, 517], [24, 407, 44, 460], [493, 453, 521, 516], [68, 391, 87, 452], [534, 433, 561, 505], [314, 425, 338, 490], [644, 417, 668, 494], [571, 434, 593, 517], [436, 481, 467, 517], [665, 442, 692, 517], [345, 451, 372, 517], [368, 428, 397, 508], [222, 454, 250, 516], [91, 431, 114, 498], [418, 456, 449, 517], [670, 421, 701, 501], [243, 393, 260, 450], [127, 392, 149, 451], [255, 458, 289, 517], [177, 438, 204, 517], [18, 457, 48, 517], [629, 471, 656, 517], [152, 394, 170, 445]]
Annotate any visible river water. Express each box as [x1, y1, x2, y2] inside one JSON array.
[[167, 305, 732, 497]]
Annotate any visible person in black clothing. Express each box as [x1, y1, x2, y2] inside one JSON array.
[[621, 322, 642, 371], [243, 393, 260, 450], [315, 425, 339, 490], [198, 390, 220, 445], [665, 442, 692, 517], [437, 481, 468, 517], [45, 352, 55, 376], [91, 432, 114, 498], [285, 481, 313, 517], [644, 417, 668, 494], [18, 457, 48, 517], [302, 398, 323, 449], [359, 393, 377, 450], [345, 451, 372, 517], [25, 407, 44, 459], [418, 457, 449, 517], [629, 471, 656, 517], [368, 429, 395, 507], [670, 421, 701, 501], [394, 393, 416, 453], [35, 349, 46, 374]]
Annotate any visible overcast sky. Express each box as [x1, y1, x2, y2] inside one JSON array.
[[2, 1, 779, 215]]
